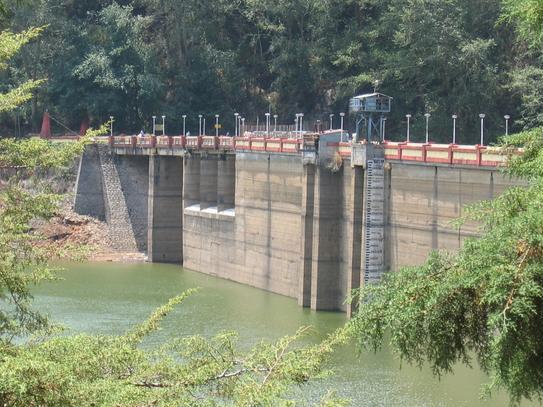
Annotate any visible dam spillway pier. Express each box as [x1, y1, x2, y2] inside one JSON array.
[[74, 133, 521, 313]]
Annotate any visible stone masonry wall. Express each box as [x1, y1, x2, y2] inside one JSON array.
[[83, 146, 149, 253], [74, 145, 106, 221]]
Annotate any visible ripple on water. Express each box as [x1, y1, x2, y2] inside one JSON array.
[[33, 262, 530, 407]]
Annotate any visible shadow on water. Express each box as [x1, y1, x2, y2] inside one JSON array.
[[34, 262, 535, 407]]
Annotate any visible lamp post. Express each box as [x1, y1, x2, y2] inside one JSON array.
[[152, 115, 156, 136], [479, 114, 486, 146], [265, 112, 271, 136], [198, 115, 202, 136], [340, 112, 345, 141], [162, 115, 166, 136], [109, 116, 114, 138], [451, 115, 457, 144], [182, 115, 187, 136], [203, 117, 206, 136], [295, 114, 300, 135], [329, 114, 334, 130], [234, 113, 239, 137], [406, 114, 412, 142], [241, 117, 245, 136], [299, 113, 304, 135], [274, 114, 278, 132], [215, 114, 219, 137], [424, 113, 431, 144], [504, 115, 511, 136]]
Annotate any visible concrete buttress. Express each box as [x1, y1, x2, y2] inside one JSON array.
[[148, 155, 183, 263]]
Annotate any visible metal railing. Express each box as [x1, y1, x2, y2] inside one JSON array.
[[110, 135, 517, 167]]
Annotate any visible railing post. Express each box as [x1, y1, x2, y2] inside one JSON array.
[[477, 145, 484, 166]]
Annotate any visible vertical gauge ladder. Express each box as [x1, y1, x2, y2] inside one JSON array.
[[363, 158, 385, 284]]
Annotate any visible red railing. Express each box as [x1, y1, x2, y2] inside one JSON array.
[[382, 142, 514, 167], [109, 136, 515, 168]]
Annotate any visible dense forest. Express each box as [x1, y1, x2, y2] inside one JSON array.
[[0, 0, 541, 143]]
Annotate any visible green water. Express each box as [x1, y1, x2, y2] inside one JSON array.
[[33, 262, 530, 406]]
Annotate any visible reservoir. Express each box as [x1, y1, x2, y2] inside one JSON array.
[[34, 263, 524, 406]]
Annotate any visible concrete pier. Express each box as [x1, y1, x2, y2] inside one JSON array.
[[200, 157, 218, 210], [183, 155, 200, 209], [148, 156, 183, 263]]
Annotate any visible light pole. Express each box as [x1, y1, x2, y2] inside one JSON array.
[[406, 114, 412, 143], [340, 112, 345, 141], [109, 116, 114, 138], [329, 114, 334, 130], [424, 113, 431, 144], [265, 112, 271, 136], [162, 115, 166, 136], [241, 117, 245, 136], [274, 114, 278, 132], [234, 113, 239, 137], [152, 115, 156, 136], [198, 115, 202, 136], [203, 117, 206, 136], [182, 115, 187, 136], [295, 114, 300, 135], [504, 115, 511, 136], [215, 114, 219, 137], [300, 113, 304, 135], [382, 117, 387, 142], [452, 114, 457, 144], [479, 113, 486, 146]]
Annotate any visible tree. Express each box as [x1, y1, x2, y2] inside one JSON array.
[[0, 290, 350, 406], [347, 13, 543, 404], [351, 128, 543, 405], [502, 0, 543, 47], [0, 26, 350, 406]]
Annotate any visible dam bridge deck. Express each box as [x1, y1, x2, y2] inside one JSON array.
[[107, 133, 513, 168]]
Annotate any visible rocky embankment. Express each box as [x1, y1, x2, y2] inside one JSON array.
[[34, 201, 146, 263]]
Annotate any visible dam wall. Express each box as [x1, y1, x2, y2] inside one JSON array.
[[184, 153, 303, 298], [385, 163, 520, 270], [74, 142, 522, 312]]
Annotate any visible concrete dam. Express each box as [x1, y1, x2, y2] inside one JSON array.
[[74, 133, 521, 314]]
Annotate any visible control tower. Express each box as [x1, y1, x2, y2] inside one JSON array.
[[349, 93, 392, 143]]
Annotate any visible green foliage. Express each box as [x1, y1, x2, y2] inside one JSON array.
[[351, 127, 543, 405], [0, 0, 530, 141], [0, 27, 43, 116], [0, 289, 351, 406], [502, 0, 543, 47], [0, 125, 103, 169], [0, 130, 101, 343]]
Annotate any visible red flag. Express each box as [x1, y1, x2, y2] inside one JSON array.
[[80, 118, 89, 136], [40, 111, 52, 139]]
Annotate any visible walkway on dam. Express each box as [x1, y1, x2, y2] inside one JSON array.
[[108, 132, 512, 168]]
